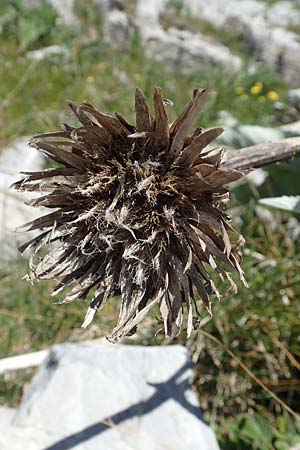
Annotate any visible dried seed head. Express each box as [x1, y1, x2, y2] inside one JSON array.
[[12, 87, 247, 342]]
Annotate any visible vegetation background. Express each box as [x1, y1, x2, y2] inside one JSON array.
[[0, 0, 300, 448]]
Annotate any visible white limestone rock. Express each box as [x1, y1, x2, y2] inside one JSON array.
[[145, 27, 241, 75], [0, 138, 44, 264], [103, 8, 134, 50], [258, 28, 300, 87], [27, 45, 71, 61], [280, 120, 300, 136], [1, 342, 220, 450], [288, 88, 300, 106], [178, 0, 300, 86], [0, 407, 15, 426], [267, 1, 300, 28], [185, 0, 300, 29], [136, 0, 241, 76], [185, 0, 266, 29]]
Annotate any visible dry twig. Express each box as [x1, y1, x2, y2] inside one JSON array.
[[223, 137, 300, 171]]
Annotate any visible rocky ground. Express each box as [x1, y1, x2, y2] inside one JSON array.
[[28, 0, 300, 87], [1, 1, 300, 449]]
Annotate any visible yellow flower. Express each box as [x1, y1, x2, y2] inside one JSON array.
[[250, 82, 263, 95], [258, 96, 266, 103], [240, 94, 248, 101], [235, 87, 244, 95], [267, 91, 279, 101]]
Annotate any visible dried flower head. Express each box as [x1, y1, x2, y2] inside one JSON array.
[[13, 87, 247, 342]]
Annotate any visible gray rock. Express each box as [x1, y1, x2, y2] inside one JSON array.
[[136, 0, 167, 28], [267, 1, 300, 28], [186, 0, 300, 30], [0, 138, 44, 264], [186, 0, 266, 29], [180, 0, 300, 86], [0, 406, 48, 450], [48, 0, 78, 26], [288, 88, 300, 106], [146, 27, 241, 76], [217, 110, 239, 128], [136, 1, 241, 76], [24, 0, 300, 85], [25, 0, 268, 80], [103, 9, 134, 50], [27, 45, 71, 61], [1, 342, 220, 450], [280, 120, 300, 136], [0, 407, 15, 426], [258, 28, 300, 87], [0, 422, 49, 450]]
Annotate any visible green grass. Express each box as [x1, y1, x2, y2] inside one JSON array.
[[0, 0, 289, 148], [0, 42, 288, 145], [0, 1, 299, 448], [0, 255, 125, 360], [188, 196, 300, 448]]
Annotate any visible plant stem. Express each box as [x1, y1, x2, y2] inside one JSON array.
[[223, 137, 300, 171]]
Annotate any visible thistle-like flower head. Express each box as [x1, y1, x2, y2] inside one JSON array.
[[13, 88, 247, 341]]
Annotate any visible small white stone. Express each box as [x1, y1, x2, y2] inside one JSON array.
[[27, 45, 71, 61]]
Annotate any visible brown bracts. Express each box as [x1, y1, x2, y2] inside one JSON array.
[[12, 87, 248, 342]]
